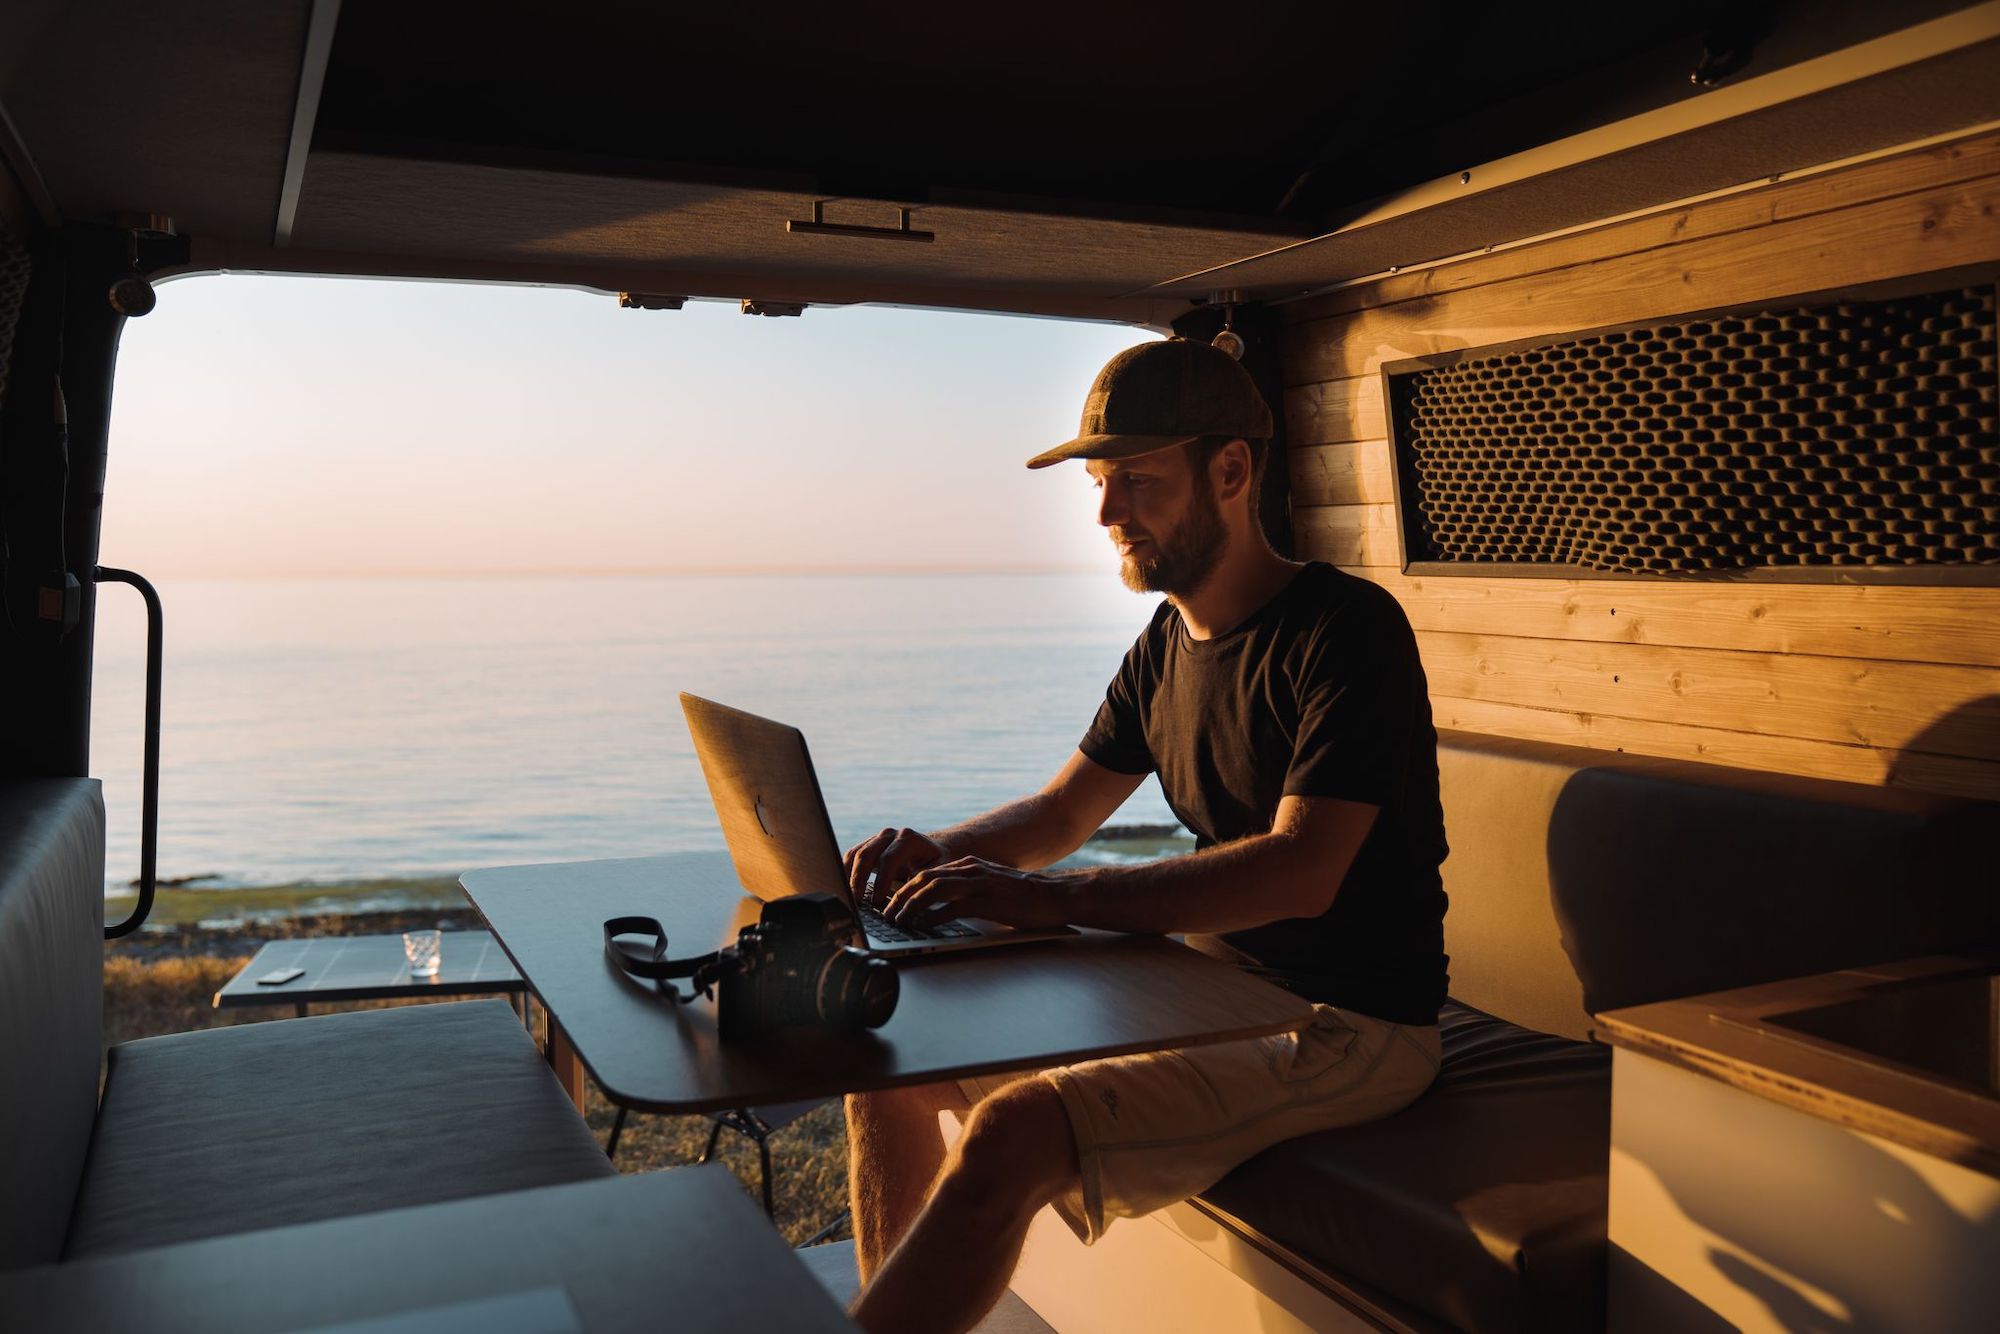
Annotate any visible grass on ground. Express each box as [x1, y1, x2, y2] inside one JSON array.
[[105, 876, 474, 928]]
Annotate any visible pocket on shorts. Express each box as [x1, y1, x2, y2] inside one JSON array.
[[1268, 1005, 1358, 1087]]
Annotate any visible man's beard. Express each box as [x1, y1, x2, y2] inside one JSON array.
[[1116, 480, 1227, 596]]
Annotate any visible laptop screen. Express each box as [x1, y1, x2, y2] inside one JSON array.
[[680, 692, 861, 914]]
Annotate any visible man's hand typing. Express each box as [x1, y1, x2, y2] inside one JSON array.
[[844, 827, 952, 904], [881, 857, 1074, 930]]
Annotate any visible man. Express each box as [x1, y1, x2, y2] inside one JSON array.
[[841, 337, 1448, 1334]]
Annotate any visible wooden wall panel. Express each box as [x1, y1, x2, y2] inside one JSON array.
[[1352, 572, 2000, 668], [1289, 129, 2000, 325], [1285, 376, 1382, 446], [1291, 505, 1399, 567], [1283, 174, 2000, 386], [1289, 440, 1395, 506], [1280, 128, 2000, 800], [1412, 632, 1999, 761], [1428, 698, 2000, 802]]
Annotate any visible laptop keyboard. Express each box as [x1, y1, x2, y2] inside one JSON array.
[[858, 904, 981, 944]]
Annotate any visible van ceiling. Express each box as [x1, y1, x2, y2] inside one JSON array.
[[1, 0, 1995, 322], [314, 1, 1739, 224]]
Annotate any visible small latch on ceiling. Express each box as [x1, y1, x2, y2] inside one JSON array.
[[741, 299, 806, 317], [618, 293, 687, 310], [1215, 312, 1245, 361], [1201, 290, 1247, 360], [787, 200, 935, 244], [1690, 14, 1762, 87], [107, 213, 177, 317]]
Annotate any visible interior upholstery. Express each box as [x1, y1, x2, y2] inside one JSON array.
[[1198, 732, 1997, 1330], [64, 1000, 615, 1259], [1206, 1003, 1612, 1333], [1436, 729, 1997, 1041], [0, 779, 103, 1271]]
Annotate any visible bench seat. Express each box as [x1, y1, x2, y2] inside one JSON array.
[[999, 733, 1995, 1332], [65, 1000, 615, 1259], [1205, 1002, 1611, 1332], [1, 779, 105, 1268]]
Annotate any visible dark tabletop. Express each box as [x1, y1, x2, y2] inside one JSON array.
[[461, 851, 1315, 1114], [0, 1166, 853, 1332], [213, 931, 524, 1008]]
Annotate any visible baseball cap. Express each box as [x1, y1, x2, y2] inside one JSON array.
[[1026, 337, 1274, 470]]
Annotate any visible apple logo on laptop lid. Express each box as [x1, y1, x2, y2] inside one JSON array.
[[754, 795, 775, 838]]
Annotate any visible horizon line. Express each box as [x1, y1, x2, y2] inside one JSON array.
[[104, 561, 1111, 582]]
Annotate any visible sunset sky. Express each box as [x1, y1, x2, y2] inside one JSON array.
[[102, 275, 1156, 578]]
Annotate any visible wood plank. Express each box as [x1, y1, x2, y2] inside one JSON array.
[[1289, 440, 1396, 506], [1413, 630, 2000, 761], [1429, 696, 2000, 802], [1354, 570, 2000, 668], [1281, 375, 1383, 446], [1283, 129, 2000, 325], [1282, 174, 2000, 386], [1293, 504, 1399, 567], [545, 1017, 588, 1112]]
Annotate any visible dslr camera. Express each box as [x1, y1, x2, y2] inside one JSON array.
[[714, 893, 899, 1040]]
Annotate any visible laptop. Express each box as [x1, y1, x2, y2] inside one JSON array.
[[679, 693, 1076, 956]]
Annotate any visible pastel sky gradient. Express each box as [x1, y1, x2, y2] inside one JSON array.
[[102, 276, 1156, 577]]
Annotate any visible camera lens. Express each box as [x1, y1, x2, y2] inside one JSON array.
[[815, 946, 899, 1030]]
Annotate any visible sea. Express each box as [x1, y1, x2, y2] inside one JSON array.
[[88, 571, 1187, 897]]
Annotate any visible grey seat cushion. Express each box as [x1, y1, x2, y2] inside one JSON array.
[[1437, 730, 1998, 1041], [1202, 1002, 1611, 1333], [66, 1000, 614, 1259], [0, 778, 104, 1270]]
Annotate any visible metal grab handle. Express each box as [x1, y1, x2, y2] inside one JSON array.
[[96, 566, 162, 939]]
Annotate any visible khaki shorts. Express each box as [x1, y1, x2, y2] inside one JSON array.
[[960, 1005, 1440, 1244]]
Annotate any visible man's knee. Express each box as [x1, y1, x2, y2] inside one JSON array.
[[937, 1079, 1077, 1215]]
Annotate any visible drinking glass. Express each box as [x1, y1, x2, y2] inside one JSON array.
[[403, 929, 442, 978]]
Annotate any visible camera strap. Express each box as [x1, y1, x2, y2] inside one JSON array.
[[603, 916, 727, 1004]]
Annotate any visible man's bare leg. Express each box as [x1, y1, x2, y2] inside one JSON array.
[[846, 1081, 970, 1280], [851, 1078, 1078, 1334]]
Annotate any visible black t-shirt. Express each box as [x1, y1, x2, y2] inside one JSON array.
[[1079, 563, 1449, 1025]]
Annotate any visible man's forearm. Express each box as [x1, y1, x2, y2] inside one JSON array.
[[1058, 832, 1337, 935], [930, 791, 1093, 871], [882, 796, 1373, 935]]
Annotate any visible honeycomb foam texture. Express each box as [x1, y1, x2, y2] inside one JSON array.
[[1387, 285, 1999, 574]]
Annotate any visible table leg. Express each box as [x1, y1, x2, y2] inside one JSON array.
[[546, 1015, 588, 1113]]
